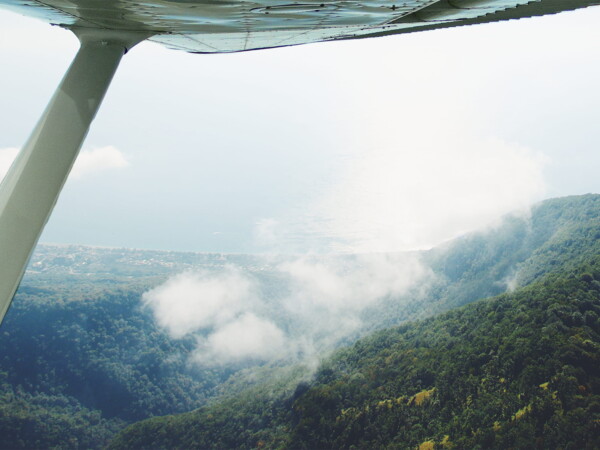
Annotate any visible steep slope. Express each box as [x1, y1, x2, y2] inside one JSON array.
[[289, 263, 600, 449], [362, 195, 600, 332], [111, 255, 600, 449], [435, 194, 600, 287], [0, 282, 237, 448], [419, 194, 600, 310]]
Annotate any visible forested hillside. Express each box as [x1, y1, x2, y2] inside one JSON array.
[[363, 194, 600, 331], [111, 251, 600, 449], [0, 282, 238, 448], [1, 194, 599, 448]]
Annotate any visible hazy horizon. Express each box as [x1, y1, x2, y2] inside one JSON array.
[[2, 7, 600, 254]]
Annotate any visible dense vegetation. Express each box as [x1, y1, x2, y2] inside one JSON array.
[[112, 253, 600, 449], [0, 375, 124, 450], [289, 264, 600, 449], [1, 194, 600, 448], [0, 282, 236, 448]]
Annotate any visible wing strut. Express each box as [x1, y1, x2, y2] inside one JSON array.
[[0, 29, 148, 324]]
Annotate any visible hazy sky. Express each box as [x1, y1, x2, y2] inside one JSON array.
[[1, 6, 599, 254]]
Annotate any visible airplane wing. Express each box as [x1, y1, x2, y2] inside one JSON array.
[[0, 0, 597, 325], [1, 0, 598, 53]]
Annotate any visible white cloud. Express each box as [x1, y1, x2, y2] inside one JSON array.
[[143, 267, 257, 339], [279, 253, 425, 313], [144, 252, 428, 366], [145, 267, 291, 366], [193, 313, 287, 364], [70, 146, 130, 179], [0, 146, 129, 184], [277, 253, 429, 349]]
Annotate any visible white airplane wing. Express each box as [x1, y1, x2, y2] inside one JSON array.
[[1, 0, 598, 53]]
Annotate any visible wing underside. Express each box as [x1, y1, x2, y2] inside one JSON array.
[[1, 0, 599, 53]]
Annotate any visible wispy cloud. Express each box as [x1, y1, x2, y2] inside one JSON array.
[[144, 266, 289, 365], [277, 252, 429, 353], [144, 253, 429, 367], [142, 267, 257, 339], [0, 146, 130, 183], [192, 313, 288, 365], [70, 146, 130, 179]]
